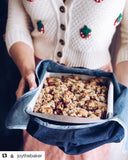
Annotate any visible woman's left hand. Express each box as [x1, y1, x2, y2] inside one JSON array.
[[115, 61, 128, 87], [99, 62, 113, 72]]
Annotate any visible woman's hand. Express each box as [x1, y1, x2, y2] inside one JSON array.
[[115, 61, 128, 87], [99, 62, 113, 72], [9, 42, 37, 99], [16, 71, 37, 100]]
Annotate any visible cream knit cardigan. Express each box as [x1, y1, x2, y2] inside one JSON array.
[[5, 0, 128, 69]]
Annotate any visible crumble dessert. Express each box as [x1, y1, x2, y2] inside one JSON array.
[[33, 76, 109, 119]]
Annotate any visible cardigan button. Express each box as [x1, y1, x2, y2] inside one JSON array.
[[60, 6, 65, 13], [60, 24, 66, 31], [59, 39, 65, 45], [57, 52, 62, 58]]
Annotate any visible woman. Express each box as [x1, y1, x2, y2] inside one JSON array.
[[5, 0, 128, 159]]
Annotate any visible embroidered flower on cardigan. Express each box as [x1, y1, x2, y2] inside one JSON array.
[[27, 0, 34, 2], [80, 25, 92, 39], [94, 0, 103, 3], [114, 13, 123, 26], [37, 20, 45, 34]]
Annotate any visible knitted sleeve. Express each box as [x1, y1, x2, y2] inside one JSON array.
[[116, 0, 128, 64], [5, 0, 34, 54]]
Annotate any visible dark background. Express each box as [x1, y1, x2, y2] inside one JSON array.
[[0, 0, 23, 150]]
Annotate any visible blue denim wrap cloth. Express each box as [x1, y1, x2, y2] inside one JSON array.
[[5, 60, 128, 155]]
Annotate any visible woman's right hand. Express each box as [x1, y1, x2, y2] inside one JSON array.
[[8, 42, 37, 100], [16, 71, 37, 100]]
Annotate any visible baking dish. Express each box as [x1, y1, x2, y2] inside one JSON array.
[[26, 72, 114, 123]]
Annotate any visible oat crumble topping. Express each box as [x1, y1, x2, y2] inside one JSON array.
[[33, 76, 108, 119]]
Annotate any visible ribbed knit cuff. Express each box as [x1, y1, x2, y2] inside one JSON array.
[[5, 29, 34, 55], [116, 45, 128, 65]]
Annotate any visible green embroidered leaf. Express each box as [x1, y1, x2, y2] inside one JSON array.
[[37, 20, 43, 31], [117, 13, 123, 22], [80, 25, 92, 37]]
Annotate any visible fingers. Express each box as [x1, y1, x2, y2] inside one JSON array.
[[16, 78, 26, 100], [99, 62, 113, 72], [26, 72, 37, 91], [16, 72, 37, 100]]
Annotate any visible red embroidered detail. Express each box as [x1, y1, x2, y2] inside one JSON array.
[[27, 0, 34, 2], [94, 0, 103, 3], [80, 32, 91, 39], [114, 13, 123, 26], [37, 20, 45, 34], [80, 25, 92, 39]]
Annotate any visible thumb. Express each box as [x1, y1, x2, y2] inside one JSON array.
[[26, 72, 37, 91]]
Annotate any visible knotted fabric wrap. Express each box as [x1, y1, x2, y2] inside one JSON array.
[[5, 60, 128, 155]]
